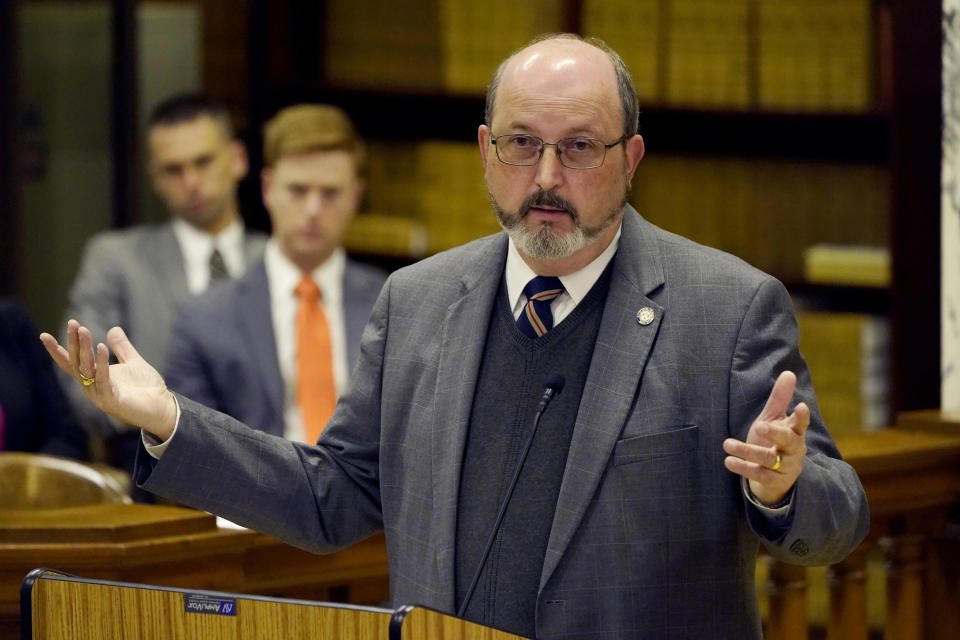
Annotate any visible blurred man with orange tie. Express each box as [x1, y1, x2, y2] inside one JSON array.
[[163, 105, 386, 443]]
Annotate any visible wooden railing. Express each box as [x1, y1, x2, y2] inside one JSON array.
[[762, 411, 960, 640]]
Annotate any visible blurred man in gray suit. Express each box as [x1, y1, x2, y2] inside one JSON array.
[[62, 93, 267, 486], [46, 35, 868, 639], [163, 105, 385, 443]]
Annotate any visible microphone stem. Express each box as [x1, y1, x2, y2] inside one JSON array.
[[456, 398, 552, 618]]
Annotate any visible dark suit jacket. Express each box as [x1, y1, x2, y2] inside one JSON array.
[[139, 208, 869, 639], [0, 299, 88, 459], [162, 258, 387, 437]]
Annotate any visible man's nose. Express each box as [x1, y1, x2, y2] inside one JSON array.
[[182, 166, 203, 191], [304, 191, 323, 216], [535, 145, 565, 192]]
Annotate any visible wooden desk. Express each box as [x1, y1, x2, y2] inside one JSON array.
[[0, 504, 389, 638]]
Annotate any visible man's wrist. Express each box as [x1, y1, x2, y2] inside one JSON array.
[[744, 478, 795, 512], [143, 394, 180, 459], [145, 390, 179, 441], [757, 489, 793, 509]]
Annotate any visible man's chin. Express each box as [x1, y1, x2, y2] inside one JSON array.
[[178, 209, 214, 226], [508, 225, 586, 261]]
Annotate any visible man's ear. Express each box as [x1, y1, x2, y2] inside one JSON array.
[[260, 168, 274, 210], [624, 134, 645, 182], [352, 177, 366, 212], [478, 125, 491, 165], [232, 141, 249, 180]]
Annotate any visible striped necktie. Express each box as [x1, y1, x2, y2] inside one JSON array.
[[517, 276, 564, 338]]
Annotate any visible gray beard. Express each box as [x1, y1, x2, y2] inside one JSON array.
[[491, 188, 627, 260]]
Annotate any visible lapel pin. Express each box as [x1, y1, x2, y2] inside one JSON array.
[[636, 307, 655, 326]]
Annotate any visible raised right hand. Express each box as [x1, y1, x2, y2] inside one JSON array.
[[40, 320, 178, 440]]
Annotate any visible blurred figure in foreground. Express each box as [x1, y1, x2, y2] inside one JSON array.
[[1, 297, 87, 459]]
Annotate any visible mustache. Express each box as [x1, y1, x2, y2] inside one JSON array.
[[519, 190, 578, 221]]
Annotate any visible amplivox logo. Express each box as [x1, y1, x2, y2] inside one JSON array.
[[184, 594, 237, 616]]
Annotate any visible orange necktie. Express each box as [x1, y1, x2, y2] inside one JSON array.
[[295, 275, 337, 443]]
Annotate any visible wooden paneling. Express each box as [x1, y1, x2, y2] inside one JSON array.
[[27, 572, 393, 640]]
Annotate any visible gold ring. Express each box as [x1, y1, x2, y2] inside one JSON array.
[[79, 372, 95, 387], [771, 453, 782, 471]]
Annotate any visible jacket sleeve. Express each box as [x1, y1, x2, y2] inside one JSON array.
[[729, 277, 870, 565]]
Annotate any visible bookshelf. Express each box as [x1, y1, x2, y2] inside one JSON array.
[[221, 0, 936, 418], [251, 0, 892, 279]]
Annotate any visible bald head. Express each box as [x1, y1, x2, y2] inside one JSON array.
[[485, 34, 639, 138]]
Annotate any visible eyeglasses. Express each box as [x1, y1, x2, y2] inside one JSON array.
[[490, 133, 627, 170]]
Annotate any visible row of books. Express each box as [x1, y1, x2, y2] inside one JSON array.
[[344, 141, 495, 257], [344, 142, 889, 286], [323, 0, 875, 112], [796, 311, 889, 435], [803, 244, 890, 287], [629, 153, 887, 283], [584, 0, 874, 110]]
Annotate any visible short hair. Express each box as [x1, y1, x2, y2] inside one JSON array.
[[484, 33, 640, 138], [147, 92, 235, 138], [262, 104, 366, 172]]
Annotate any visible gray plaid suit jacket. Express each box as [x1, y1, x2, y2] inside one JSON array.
[[138, 206, 868, 639]]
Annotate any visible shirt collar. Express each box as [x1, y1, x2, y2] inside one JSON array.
[[264, 240, 346, 300], [505, 223, 621, 309], [171, 216, 243, 266]]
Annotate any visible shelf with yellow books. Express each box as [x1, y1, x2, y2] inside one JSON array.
[[342, 141, 890, 320], [803, 244, 891, 288], [796, 311, 890, 436]]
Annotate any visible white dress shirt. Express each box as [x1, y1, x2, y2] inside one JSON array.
[[264, 240, 349, 443], [505, 225, 622, 325], [172, 217, 246, 295]]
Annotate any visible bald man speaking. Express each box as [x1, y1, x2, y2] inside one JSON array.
[[44, 34, 868, 639]]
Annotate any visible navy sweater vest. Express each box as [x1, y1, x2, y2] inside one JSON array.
[[455, 264, 613, 637]]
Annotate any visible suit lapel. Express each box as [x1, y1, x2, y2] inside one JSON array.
[[341, 261, 371, 369], [432, 236, 508, 610], [242, 232, 267, 266], [539, 208, 666, 591], [236, 262, 285, 436]]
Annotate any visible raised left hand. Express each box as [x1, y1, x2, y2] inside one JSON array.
[[722, 371, 809, 505], [40, 320, 178, 440]]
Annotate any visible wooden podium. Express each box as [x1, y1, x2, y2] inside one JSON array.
[[20, 569, 529, 639], [0, 503, 390, 638]]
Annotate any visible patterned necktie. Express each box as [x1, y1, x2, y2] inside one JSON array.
[[209, 248, 229, 282], [295, 275, 337, 443], [517, 276, 565, 338]]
